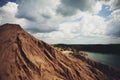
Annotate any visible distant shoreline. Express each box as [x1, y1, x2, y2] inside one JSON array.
[[53, 44, 120, 54]]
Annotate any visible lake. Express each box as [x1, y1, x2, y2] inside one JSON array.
[[85, 51, 120, 70]]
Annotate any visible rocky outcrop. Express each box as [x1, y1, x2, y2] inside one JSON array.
[[0, 23, 120, 80]]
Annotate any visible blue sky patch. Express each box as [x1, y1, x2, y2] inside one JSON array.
[[97, 4, 112, 18], [72, 16, 83, 22], [0, 0, 16, 7]]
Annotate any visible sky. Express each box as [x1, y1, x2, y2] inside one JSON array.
[[0, 0, 120, 44]]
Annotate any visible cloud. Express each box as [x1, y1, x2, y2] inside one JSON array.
[[110, 0, 120, 9], [0, 2, 18, 21], [56, 5, 77, 16], [0, 0, 120, 44], [0, 0, 16, 7], [16, 0, 58, 21], [106, 9, 120, 37], [25, 24, 58, 33], [99, 0, 120, 10], [41, 14, 51, 19], [62, 13, 107, 37], [0, 2, 28, 28], [0, 2, 17, 23], [33, 12, 109, 44], [15, 0, 60, 33], [56, 0, 96, 16], [35, 9, 120, 44], [92, 1, 102, 14]]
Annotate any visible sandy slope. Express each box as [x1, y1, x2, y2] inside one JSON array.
[[0, 23, 120, 80]]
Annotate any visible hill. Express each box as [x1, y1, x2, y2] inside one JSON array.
[[0, 23, 120, 80]]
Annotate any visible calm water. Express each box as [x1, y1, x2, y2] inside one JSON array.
[[85, 51, 120, 69]]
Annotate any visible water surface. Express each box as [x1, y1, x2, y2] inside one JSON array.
[[85, 51, 120, 69]]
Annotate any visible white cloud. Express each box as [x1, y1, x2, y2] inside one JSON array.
[[16, 0, 58, 21], [15, 0, 63, 33], [0, 0, 120, 44], [62, 13, 107, 37], [0, 2, 27, 27], [0, 2, 18, 24], [0, 2, 17, 13], [91, 1, 102, 14], [33, 12, 109, 44]]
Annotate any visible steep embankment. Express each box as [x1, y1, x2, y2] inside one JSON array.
[[0, 23, 120, 80]]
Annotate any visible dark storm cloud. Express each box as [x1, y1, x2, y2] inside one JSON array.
[[16, 13, 36, 21], [56, 0, 96, 16], [56, 5, 77, 16], [98, 0, 110, 1], [15, 0, 39, 21], [14, 0, 58, 33], [106, 9, 120, 37], [16, 10, 51, 22], [26, 27, 57, 33], [15, 1, 37, 21], [24, 21, 58, 33], [41, 14, 51, 19], [107, 23, 120, 37], [60, 0, 95, 11], [115, 0, 120, 9]]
